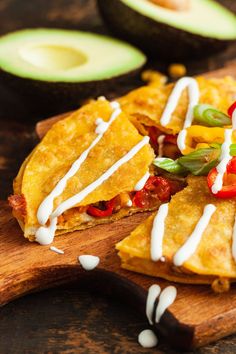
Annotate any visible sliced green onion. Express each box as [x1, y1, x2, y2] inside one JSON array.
[[210, 142, 221, 149], [230, 144, 236, 156], [193, 104, 231, 127], [153, 157, 188, 175], [154, 144, 236, 177], [178, 147, 220, 176], [210, 143, 236, 156]]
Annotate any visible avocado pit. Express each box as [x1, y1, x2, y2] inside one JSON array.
[[19, 44, 88, 71], [149, 0, 190, 11]]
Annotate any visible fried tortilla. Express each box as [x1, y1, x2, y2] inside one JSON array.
[[116, 176, 236, 289], [119, 76, 236, 135], [10, 99, 159, 241]]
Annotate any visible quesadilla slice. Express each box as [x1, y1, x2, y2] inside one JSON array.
[[116, 176, 236, 291], [9, 98, 184, 244], [119, 76, 236, 158]]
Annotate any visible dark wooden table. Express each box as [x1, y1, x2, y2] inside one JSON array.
[[1, 1, 236, 353]]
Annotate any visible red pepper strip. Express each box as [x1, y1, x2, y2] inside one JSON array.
[[207, 158, 236, 198], [207, 102, 236, 198], [164, 134, 177, 145], [132, 176, 171, 208], [228, 101, 236, 118], [227, 156, 236, 174], [87, 198, 116, 217]]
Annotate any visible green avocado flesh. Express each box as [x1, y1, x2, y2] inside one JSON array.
[[121, 0, 236, 39], [0, 28, 146, 82]]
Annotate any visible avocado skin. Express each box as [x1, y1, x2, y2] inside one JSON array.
[[97, 0, 236, 60], [0, 66, 143, 119]]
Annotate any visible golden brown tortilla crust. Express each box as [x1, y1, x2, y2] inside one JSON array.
[[117, 176, 236, 280], [14, 99, 154, 239], [118, 251, 218, 285], [119, 76, 236, 134]]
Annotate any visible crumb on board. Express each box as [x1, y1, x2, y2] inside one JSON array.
[[141, 70, 167, 87], [50, 246, 64, 255], [211, 277, 230, 293], [168, 63, 187, 79]]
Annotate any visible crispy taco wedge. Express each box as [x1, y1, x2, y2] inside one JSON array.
[[9, 98, 184, 243], [119, 76, 236, 157], [117, 176, 236, 292]]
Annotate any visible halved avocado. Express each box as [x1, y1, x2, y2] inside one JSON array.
[[0, 28, 146, 116], [97, 0, 236, 59]]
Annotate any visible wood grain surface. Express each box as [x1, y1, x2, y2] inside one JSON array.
[[1, 1, 236, 353]]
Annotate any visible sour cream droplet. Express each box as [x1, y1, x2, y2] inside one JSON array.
[[134, 171, 150, 191], [146, 284, 161, 325], [50, 246, 64, 254], [138, 329, 158, 348], [232, 215, 236, 262], [95, 118, 109, 134], [35, 217, 57, 245], [78, 255, 100, 270], [126, 199, 132, 207], [155, 286, 177, 323], [97, 96, 106, 101]]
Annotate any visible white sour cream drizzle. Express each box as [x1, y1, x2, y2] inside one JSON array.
[[36, 135, 150, 245], [155, 286, 177, 323], [177, 129, 188, 152], [150, 203, 169, 261], [37, 101, 121, 227], [232, 110, 236, 130], [134, 171, 150, 191], [97, 95, 106, 101], [211, 110, 236, 194], [173, 204, 216, 267], [211, 129, 232, 194], [140, 284, 177, 348], [126, 199, 133, 207], [51, 136, 149, 218], [232, 215, 236, 262], [78, 255, 100, 270], [138, 329, 158, 348], [157, 134, 165, 158], [160, 77, 199, 151], [146, 284, 161, 325], [36, 217, 57, 245]]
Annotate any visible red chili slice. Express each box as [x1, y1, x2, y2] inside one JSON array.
[[228, 101, 236, 118], [87, 198, 116, 217], [227, 156, 236, 174], [207, 158, 236, 198], [132, 176, 171, 208]]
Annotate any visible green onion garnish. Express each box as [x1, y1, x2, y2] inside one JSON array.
[[154, 144, 236, 176], [230, 144, 236, 156], [178, 147, 220, 175], [210, 143, 236, 156], [153, 157, 188, 175], [193, 104, 231, 127]]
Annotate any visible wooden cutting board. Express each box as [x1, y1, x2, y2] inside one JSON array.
[[1, 61, 236, 351]]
